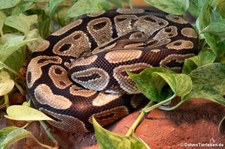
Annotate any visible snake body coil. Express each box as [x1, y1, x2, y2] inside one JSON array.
[[26, 8, 198, 133]]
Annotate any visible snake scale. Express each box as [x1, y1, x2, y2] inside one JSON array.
[[26, 8, 199, 133]]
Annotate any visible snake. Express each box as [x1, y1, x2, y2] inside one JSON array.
[[26, 8, 199, 133]]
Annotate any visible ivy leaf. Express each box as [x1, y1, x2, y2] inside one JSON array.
[[49, 0, 64, 17], [4, 14, 38, 35], [127, 67, 173, 102], [0, 70, 14, 96], [0, 0, 21, 9], [5, 105, 54, 121], [0, 11, 6, 36], [182, 48, 216, 74], [198, 0, 219, 56], [202, 19, 225, 36], [144, 0, 189, 15], [107, 0, 123, 7], [153, 72, 192, 97], [0, 34, 37, 62], [188, 0, 205, 18], [211, 0, 225, 18], [183, 84, 225, 106], [93, 118, 149, 149], [66, 0, 112, 18], [0, 126, 33, 148], [217, 40, 225, 63], [189, 63, 225, 95], [11, 1, 34, 15]]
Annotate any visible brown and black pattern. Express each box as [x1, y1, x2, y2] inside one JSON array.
[[26, 8, 199, 132]]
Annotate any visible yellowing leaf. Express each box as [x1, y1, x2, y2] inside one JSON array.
[[0, 126, 53, 149], [5, 105, 53, 121], [0, 70, 14, 96], [93, 118, 149, 149]]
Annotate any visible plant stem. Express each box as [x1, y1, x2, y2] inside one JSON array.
[[126, 100, 154, 136], [14, 81, 25, 95], [159, 99, 185, 111], [125, 94, 177, 137], [144, 94, 176, 113], [0, 62, 23, 78], [4, 94, 9, 108], [128, 0, 133, 9], [39, 121, 58, 147]]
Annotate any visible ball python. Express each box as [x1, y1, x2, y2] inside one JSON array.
[[26, 8, 199, 133]]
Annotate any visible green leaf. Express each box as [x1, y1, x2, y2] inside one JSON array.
[[93, 118, 149, 149], [0, 126, 33, 148], [11, 1, 34, 15], [154, 72, 192, 97], [211, 0, 225, 18], [202, 19, 225, 36], [0, 34, 37, 62], [183, 84, 225, 106], [189, 63, 225, 95], [0, 0, 21, 9], [127, 67, 173, 101], [188, 0, 205, 18], [25, 29, 43, 51], [0, 11, 6, 36], [66, 0, 112, 18], [217, 40, 225, 63], [4, 14, 38, 35], [5, 105, 54, 121], [182, 48, 216, 74], [197, 0, 220, 55], [0, 70, 14, 96], [107, 0, 123, 7], [49, 0, 64, 17], [4, 49, 26, 72], [144, 0, 189, 15]]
